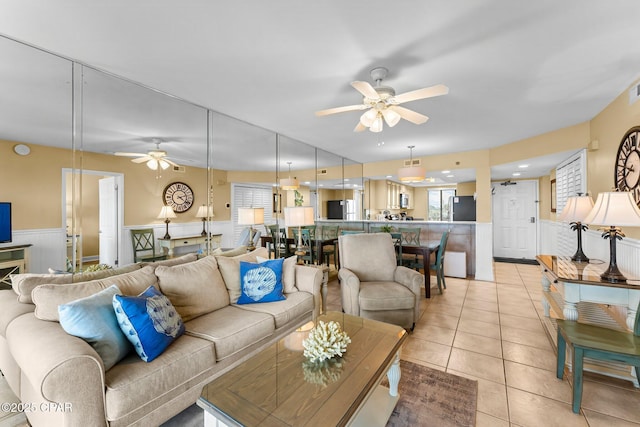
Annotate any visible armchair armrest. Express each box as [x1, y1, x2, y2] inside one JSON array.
[[338, 268, 361, 316], [394, 266, 424, 321]]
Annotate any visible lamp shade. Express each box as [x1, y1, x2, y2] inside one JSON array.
[[284, 206, 314, 227], [280, 177, 299, 191], [583, 192, 640, 226], [195, 205, 214, 218], [398, 166, 426, 183], [157, 205, 176, 219], [238, 207, 264, 225], [557, 195, 594, 222]]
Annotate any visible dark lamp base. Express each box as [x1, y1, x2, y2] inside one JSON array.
[[571, 250, 589, 263], [600, 264, 627, 283]]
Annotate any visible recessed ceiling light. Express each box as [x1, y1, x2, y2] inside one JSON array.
[[344, 178, 350, 182], [518, 164, 529, 168], [303, 181, 311, 185], [446, 174, 454, 178], [386, 175, 393, 178], [442, 170, 450, 174], [512, 172, 521, 176]]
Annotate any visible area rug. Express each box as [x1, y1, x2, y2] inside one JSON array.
[[381, 360, 477, 427], [162, 360, 477, 427]]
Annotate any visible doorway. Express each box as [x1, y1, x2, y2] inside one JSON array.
[[492, 179, 539, 261], [62, 169, 124, 270]]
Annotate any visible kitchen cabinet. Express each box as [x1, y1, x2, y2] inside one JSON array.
[[371, 180, 415, 210]]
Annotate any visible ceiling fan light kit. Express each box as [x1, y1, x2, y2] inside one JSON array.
[[398, 145, 426, 183], [316, 67, 448, 133]]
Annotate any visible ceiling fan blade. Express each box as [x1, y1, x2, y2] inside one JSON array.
[[351, 81, 380, 100], [315, 104, 368, 116], [114, 152, 147, 157], [391, 84, 449, 104], [353, 122, 367, 132], [389, 105, 429, 124], [131, 156, 152, 164]]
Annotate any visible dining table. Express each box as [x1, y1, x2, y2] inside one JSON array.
[[259, 235, 338, 266], [401, 240, 440, 298]]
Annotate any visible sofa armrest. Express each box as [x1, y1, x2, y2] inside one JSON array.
[[0, 290, 34, 338], [294, 264, 323, 318], [394, 266, 424, 320], [7, 313, 107, 427], [338, 268, 361, 316]]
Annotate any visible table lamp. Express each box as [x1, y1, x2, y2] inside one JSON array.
[[284, 206, 314, 264], [557, 195, 594, 262], [238, 207, 264, 251], [583, 191, 640, 283], [157, 205, 177, 240], [195, 205, 214, 236]]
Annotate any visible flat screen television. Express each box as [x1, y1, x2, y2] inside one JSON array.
[[0, 202, 12, 243]]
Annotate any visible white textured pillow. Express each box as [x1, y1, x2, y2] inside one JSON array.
[[256, 255, 297, 294]]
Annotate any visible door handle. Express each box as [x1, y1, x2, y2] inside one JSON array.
[[530, 217, 536, 223]]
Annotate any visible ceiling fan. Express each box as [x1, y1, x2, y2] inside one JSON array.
[[316, 67, 449, 133], [115, 140, 179, 170]]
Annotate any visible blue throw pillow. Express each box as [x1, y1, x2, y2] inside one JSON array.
[[112, 285, 185, 362], [58, 284, 131, 371], [236, 258, 286, 304]]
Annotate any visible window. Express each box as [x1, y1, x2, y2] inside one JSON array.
[[428, 188, 456, 221]]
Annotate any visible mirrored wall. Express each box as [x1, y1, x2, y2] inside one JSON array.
[[0, 34, 363, 274]]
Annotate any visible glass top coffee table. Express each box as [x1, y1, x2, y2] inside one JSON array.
[[198, 312, 407, 427]]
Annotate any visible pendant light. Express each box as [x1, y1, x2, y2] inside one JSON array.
[[398, 146, 426, 183], [280, 161, 299, 190]]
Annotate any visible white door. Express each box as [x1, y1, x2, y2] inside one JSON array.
[[99, 177, 119, 266], [492, 180, 538, 259]]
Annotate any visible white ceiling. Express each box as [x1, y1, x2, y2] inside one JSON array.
[[1, 1, 639, 181]]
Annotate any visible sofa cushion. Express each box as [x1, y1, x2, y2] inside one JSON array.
[[185, 305, 274, 361], [32, 266, 158, 321], [104, 334, 215, 422], [237, 258, 286, 304], [58, 284, 131, 371], [358, 282, 416, 311], [156, 255, 229, 321], [113, 286, 185, 362], [139, 252, 197, 268], [216, 247, 269, 303], [11, 263, 142, 304], [234, 291, 313, 328], [257, 255, 297, 293]]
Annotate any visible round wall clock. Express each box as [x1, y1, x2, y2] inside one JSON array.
[[615, 126, 640, 205], [162, 182, 194, 213]]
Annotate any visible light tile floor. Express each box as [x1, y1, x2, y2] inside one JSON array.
[[326, 262, 640, 426]]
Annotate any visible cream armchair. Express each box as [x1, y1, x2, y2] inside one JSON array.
[[338, 233, 424, 330]]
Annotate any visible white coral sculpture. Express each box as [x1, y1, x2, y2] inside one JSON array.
[[302, 358, 343, 387], [302, 320, 351, 363]]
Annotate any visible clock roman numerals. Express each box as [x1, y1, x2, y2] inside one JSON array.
[[615, 127, 640, 207]]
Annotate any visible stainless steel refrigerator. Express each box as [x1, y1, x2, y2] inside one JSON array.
[[327, 200, 355, 220]]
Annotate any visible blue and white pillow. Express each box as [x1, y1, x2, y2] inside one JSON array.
[[112, 286, 185, 362], [236, 258, 286, 304], [58, 284, 131, 371]]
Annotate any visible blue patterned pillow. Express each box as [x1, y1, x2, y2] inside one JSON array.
[[112, 286, 185, 362], [236, 258, 286, 304], [58, 284, 131, 371]]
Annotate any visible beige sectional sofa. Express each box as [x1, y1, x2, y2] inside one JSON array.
[[0, 248, 323, 426]]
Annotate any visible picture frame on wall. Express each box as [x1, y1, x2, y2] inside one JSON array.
[[273, 193, 281, 213], [551, 179, 557, 213]]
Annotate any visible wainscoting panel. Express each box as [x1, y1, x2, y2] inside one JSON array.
[[475, 222, 494, 282], [10, 228, 67, 274]]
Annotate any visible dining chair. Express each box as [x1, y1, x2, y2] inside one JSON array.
[[390, 232, 403, 266], [266, 224, 291, 258], [398, 227, 423, 272], [340, 230, 365, 235], [292, 227, 315, 264], [429, 230, 449, 293], [130, 228, 168, 263], [556, 300, 640, 414], [320, 225, 339, 268]]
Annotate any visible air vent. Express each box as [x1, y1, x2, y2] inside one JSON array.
[[629, 82, 640, 105], [172, 165, 186, 173], [403, 159, 421, 167], [317, 169, 328, 175]]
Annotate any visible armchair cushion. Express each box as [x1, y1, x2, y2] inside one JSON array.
[[358, 282, 417, 311], [338, 233, 396, 282]]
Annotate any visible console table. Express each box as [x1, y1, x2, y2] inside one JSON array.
[[158, 234, 221, 257], [537, 255, 640, 386], [0, 244, 31, 288]]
